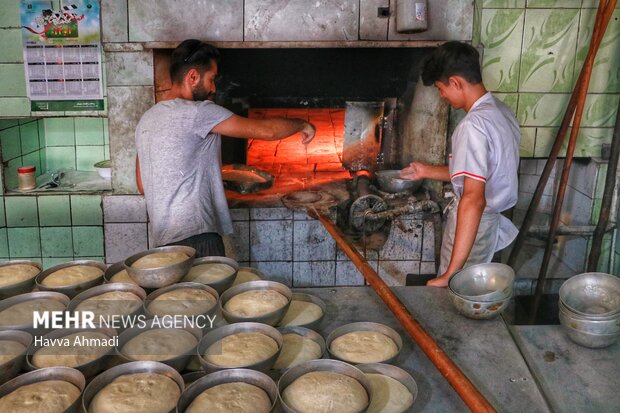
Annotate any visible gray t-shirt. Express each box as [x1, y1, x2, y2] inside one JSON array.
[[135, 98, 234, 246]]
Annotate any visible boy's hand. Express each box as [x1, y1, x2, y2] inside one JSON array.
[[400, 162, 425, 180], [300, 122, 316, 144]]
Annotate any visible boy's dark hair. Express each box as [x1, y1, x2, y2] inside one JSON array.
[[421, 41, 482, 86], [169, 39, 220, 84]]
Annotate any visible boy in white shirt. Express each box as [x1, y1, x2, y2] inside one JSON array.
[[401, 41, 520, 287]]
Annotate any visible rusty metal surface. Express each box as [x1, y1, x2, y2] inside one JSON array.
[[343, 101, 385, 172], [296, 286, 551, 413]]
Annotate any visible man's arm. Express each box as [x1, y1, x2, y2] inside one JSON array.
[[212, 115, 315, 144], [428, 177, 486, 287], [400, 162, 450, 182]]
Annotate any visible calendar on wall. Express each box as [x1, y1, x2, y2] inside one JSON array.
[[20, 0, 104, 111]]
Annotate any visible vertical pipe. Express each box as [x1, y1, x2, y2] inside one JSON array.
[[312, 209, 497, 413]]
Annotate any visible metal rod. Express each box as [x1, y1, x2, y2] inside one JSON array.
[[587, 96, 620, 271], [529, 0, 618, 323], [311, 208, 497, 413], [507, 0, 612, 269]]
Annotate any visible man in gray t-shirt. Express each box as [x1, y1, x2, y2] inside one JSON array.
[[135, 40, 315, 257]]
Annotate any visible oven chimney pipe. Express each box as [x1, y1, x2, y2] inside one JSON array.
[[311, 207, 497, 413]]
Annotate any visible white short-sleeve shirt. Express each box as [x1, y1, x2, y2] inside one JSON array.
[[448, 92, 520, 214]]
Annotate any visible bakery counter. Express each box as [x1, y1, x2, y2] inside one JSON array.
[[296, 286, 551, 413]]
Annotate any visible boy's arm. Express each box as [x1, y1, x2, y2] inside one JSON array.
[[428, 177, 486, 287], [400, 162, 450, 182]]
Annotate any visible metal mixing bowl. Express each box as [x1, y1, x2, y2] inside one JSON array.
[[375, 170, 422, 193], [220, 281, 292, 326], [144, 282, 219, 320], [559, 272, 620, 318], [278, 359, 372, 413], [0, 291, 70, 335], [277, 293, 327, 330], [232, 266, 265, 286], [36, 260, 106, 298], [448, 288, 510, 320], [558, 305, 620, 336], [326, 322, 403, 365], [116, 322, 202, 371], [198, 322, 283, 373], [0, 366, 85, 413], [82, 361, 184, 413], [560, 321, 620, 349], [182, 256, 239, 294], [177, 368, 279, 412], [357, 362, 418, 410], [124, 246, 196, 288], [26, 327, 116, 378], [0, 330, 32, 383], [274, 326, 326, 371], [0, 260, 41, 299], [448, 263, 515, 302]]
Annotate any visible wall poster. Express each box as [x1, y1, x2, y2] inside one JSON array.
[[20, 0, 104, 111]]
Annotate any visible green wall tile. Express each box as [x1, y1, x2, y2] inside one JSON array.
[[7, 227, 40, 258], [75, 118, 104, 145], [0, 29, 23, 63], [103, 119, 109, 144], [591, 198, 602, 225], [534, 127, 568, 157], [37, 119, 46, 148], [0, 0, 20, 27], [0, 120, 19, 130], [3, 158, 21, 190], [581, 94, 620, 128], [0, 199, 5, 227], [5, 196, 39, 227], [22, 151, 41, 174], [71, 195, 102, 225], [526, 0, 581, 7], [39, 148, 47, 173], [72, 226, 104, 256], [519, 9, 580, 92], [76, 146, 104, 171], [19, 121, 39, 154], [42, 257, 68, 269], [482, 0, 525, 7], [41, 227, 74, 257], [594, 163, 608, 200], [44, 118, 75, 146], [520, 127, 536, 157], [0, 98, 30, 117], [574, 128, 612, 158], [495, 93, 519, 113], [481, 9, 525, 92], [78, 257, 104, 263], [0, 125, 21, 160], [0, 64, 27, 96], [517, 93, 570, 126], [38, 195, 71, 226], [104, 145, 109, 160], [0, 228, 7, 258], [46, 146, 76, 171]]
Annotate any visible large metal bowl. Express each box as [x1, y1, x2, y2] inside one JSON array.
[[559, 272, 620, 318], [448, 288, 510, 320], [0, 260, 41, 299], [558, 305, 620, 336], [177, 368, 278, 412], [232, 266, 265, 286], [124, 246, 196, 288], [357, 363, 418, 411], [448, 263, 515, 302], [0, 330, 32, 383], [326, 322, 403, 365], [0, 291, 70, 335], [278, 359, 373, 413], [26, 327, 116, 378], [182, 256, 239, 294], [375, 170, 422, 193], [68, 283, 146, 331], [277, 293, 326, 330], [144, 282, 219, 321], [0, 366, 85, 413], [82, 360, 184, 413], [35, 260, 106, 298], [560, 321, 620, 349], [104, 261, 137, 284], [117, 322, 202, 372], [274, 326, 326, 371], [198, 322, 283, 373], [220, 281, 292, 326]]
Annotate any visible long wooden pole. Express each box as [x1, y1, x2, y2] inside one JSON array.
[[311, 209, 497, 413], [508, 0, 612, 268], [528, 0, 618, 322]]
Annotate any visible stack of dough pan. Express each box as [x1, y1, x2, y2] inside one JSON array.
[[0, 260, 41, 300], [0, 330, 32, 383], [35, 260, 106, 299], [219, 280, 292, 326]]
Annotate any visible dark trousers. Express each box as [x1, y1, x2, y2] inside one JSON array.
[[166, 232, 225, 258]]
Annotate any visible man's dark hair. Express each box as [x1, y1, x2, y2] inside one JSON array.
[[169, 39, 220, 84], [420, 41, 482, 86]]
